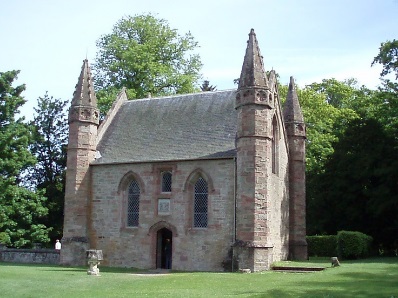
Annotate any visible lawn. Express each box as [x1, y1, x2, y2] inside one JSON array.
[[0, 257, 397, 297]]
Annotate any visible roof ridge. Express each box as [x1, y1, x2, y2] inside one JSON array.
[[124, 89, 237, 103]]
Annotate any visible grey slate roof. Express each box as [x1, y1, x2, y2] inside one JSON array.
[[95, 90, 237, 164]]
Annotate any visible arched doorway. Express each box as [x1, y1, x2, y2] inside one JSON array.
[[156, 228, 172, 269]]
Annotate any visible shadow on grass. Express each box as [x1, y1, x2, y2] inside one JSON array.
[[0, 262, 147, 274], [41, 266, 147, 274], [237, 275, 398, 298], [340, 256, 398, 265], [241, 259, 398, 298]]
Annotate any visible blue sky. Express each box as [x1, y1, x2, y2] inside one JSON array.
[[1, 0, 397, 119]]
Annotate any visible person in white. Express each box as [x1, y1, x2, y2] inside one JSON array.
[[55, 239, 61, 250]]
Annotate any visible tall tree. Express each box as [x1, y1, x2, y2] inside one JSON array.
[[307, 78, 368, 108], [372, 39, 398, 138], [93, 13, 202, 116], [279, 82, 358, 175], [0, 71, 50, 247], [27, 92, 68, 242], [301, 71, 398, 249], [309, 118, 398, 247]]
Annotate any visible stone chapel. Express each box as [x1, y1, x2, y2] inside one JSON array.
[[60, 29, 307, 272]]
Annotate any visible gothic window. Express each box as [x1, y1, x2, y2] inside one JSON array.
[[272, 116, 279, 174], [127, 180, 140, 227], [161, 171, 172, 192], [194, 177, 208, 228]]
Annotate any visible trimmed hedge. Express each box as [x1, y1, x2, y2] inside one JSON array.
[[307, 231, 373, 259], [307, 235, 337, 257], [337, 230, 373, 259]]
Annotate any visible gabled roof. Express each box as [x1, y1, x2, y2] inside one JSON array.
[[94, 90, 237, 164]]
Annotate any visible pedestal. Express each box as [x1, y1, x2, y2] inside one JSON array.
[[86, 249, 103, 276]]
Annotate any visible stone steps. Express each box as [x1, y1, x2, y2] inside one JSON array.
[[271, 266, 326, 273]]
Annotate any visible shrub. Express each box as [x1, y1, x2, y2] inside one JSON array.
[[337, 231, 373, 259], [307, 235, 337, 256], [0, 232, 10, 246]]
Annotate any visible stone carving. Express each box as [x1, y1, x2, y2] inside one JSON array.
[[331, 257, 340, 267], [158, 198, 171, 215], [68, 106, 99, 124], [81, 109, 91, 120], [86, 249, 103, 275], [257, 90, 267, 102]]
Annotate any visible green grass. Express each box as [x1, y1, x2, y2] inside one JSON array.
[[0, 257, 397, 297]]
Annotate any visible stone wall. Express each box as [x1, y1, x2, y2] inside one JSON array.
[[89, 158, 235, 271], [0, 247, 60, 264], [234, 89, 291, 271]]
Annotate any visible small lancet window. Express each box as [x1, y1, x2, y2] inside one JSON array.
[[161, 171, 172, 192], [194, 177, 208, 228], [127, 180, 140, 227], [272, 116, 279, 174]]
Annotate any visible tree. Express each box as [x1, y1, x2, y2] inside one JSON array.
[[373, 80, 398, 137], [299, 73, 398, 250], [279, 82, 358, 174], [93, 13, 203, 116], [27, 92, 68, 242], [372, 39, 398, 138], [372, 39, 398, 79], [307, 78, 367, 108], [309, 118, 398, 248], [0, 71, 50, 247], [280, 80, 377, 240]]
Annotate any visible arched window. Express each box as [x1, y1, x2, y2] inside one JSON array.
[[127, 180, 140, 227], [194, 177, 208, 228], [161, 171, 172, 192], [272, 116, 279, 174]]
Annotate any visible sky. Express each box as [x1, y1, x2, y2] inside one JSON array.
[[1, 0, 398, 120]]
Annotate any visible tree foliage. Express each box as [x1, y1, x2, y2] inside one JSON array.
[[0, 71, 50, 247], [280, 81, 358, 174], [300, 44, 398, 250], [27, 92, 68, 242], [309, 118, 398, 247], [93, 13, 202, 116], [372, 39, 398, 79]]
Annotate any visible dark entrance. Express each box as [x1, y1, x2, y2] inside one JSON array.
[[156, 228, 172, 269]]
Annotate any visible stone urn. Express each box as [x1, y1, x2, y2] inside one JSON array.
[[86, 249, 103, 276]]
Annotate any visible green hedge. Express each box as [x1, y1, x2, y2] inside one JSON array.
[[307, 235, 337, 256], [307, 231, 373, 259], [337, 231, 373, 259]]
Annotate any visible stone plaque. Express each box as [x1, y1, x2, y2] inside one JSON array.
[[158, 198, 170, 215]]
